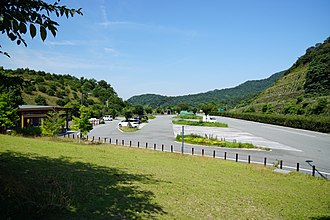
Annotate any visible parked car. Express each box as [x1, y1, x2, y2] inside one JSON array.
[[118, 118, 139, 128], [103, 115, 113, 121], [203, 115, 217, 123], [89, 118, 100, 125], [134, 115, 148, 123]]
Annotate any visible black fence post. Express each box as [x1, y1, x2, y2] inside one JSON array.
[[162, 144, 164, 151], [280, 160, 283, 169], [296, 163, 300, 172], [171, 145, 173, 152], [154, 144, 156, 150], [312, 165, 315, 176], [86, 135, 88, 140], [104, 137, 107, 143], [137, 141, 140, 148], [248, 155, 251, 164], [122, 140, 124, 146], [235, 153, 238, 162], [146, 142, 148, 149], [213, 150, 216, 158], [92, 136, 94, 142], [73, 134, 75, 139], [98, 137, 100, 142], [192, 148, 194, 155], [202, 149, 204, 156], [264, 157, 267, 166], [129, 141, 132, 147], [109, 138, 111, 144], [116, 139, 118, 145], [224, 152, 227, 160]]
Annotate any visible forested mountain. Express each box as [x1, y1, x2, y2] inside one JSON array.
[[0, 67, 126, 117], [234, 37, 330, 116], [128, 71, 284, 108]]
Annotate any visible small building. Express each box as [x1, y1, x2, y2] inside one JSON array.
[[18, 105, 70, 130], [179, 110, 194, 116]]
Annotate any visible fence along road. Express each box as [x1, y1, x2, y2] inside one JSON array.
[[86, 115, 330, 178]]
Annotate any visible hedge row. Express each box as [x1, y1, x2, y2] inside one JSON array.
[[211, 112, 330, 133]]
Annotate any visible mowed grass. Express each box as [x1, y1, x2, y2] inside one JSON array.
[[0, 135, 329, 219]]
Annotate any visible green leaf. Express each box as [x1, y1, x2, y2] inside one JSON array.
[[40, 26, 47, 41], [19, 22, 27, 34], [30, 24, 36, 38], [12, 19, 19, 32]]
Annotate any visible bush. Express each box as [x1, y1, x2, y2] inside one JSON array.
[[35, 95, 47, 106], [38, 85, 47, 93], [46, 88, 55, 96], [14, 127, 42, 136], [56, 99, 66, 106]]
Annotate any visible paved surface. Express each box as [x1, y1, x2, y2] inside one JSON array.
[[87, 115, 330, 178]]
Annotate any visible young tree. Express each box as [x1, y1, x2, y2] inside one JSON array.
[[123, 108, 133, 119], [200, 103, 215, 116], [133, 105, 144, 115], [0, 93, 19, 131], [0, 0, 83, 57], [145, 106, 153, 115], [72, 106, 93, 136], [41, 111, 65, 137]]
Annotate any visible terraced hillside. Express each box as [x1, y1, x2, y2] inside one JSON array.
[[236, 37, 330, 117]]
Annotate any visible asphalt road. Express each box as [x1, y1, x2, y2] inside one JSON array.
[[87, 115, 330, 178]]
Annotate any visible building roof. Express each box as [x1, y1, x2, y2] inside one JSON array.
[[18, 105, 70, 112]]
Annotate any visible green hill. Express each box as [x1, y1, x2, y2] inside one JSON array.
[[0, 67, 126, 117], [235, 37, 330, 117], [128, 71, 284, 108]]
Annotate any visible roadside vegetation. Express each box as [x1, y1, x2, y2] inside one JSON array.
[[0, 135, 329, 219], [119, 126, 139, 132], [214, 112, 330, 133], [175, 134, 269, 150], [173, 119, 228, 128], [173, 115, 202, 120]]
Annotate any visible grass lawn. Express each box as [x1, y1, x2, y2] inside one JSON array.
[[176, 134, 270, 151], [0, 135, 329, 219], [173, 119, 228, 127]]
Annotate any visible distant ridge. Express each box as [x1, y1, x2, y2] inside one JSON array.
[[127, 71, 284, 108]]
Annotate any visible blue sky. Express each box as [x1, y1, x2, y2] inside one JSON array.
[[1, 0, 329, 99]]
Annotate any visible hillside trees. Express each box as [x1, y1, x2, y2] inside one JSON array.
[[1, 67, 126, 118]]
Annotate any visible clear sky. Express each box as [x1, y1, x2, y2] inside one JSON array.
[[1, 0, 329, 100]]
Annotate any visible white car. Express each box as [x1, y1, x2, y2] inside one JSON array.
[[103, 115, 113, 121], [118, 119, 139, 128], [203, 116, 217, 123]]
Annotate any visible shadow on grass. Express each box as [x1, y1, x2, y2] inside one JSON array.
[[0, 151, 166, 219]]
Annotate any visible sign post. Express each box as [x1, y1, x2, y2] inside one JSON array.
[[181, 126, 184, 154]]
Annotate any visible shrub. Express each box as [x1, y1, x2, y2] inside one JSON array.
[[14, 127, 42, 136], [35, 95, 47, 106], [46, 88, 55, 96], [38, 85, 47, 93]]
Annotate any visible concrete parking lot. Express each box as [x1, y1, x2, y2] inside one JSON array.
[[88, 115, 330, 177]]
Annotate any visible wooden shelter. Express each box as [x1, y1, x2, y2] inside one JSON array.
[[18, 105, 70, 130]]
